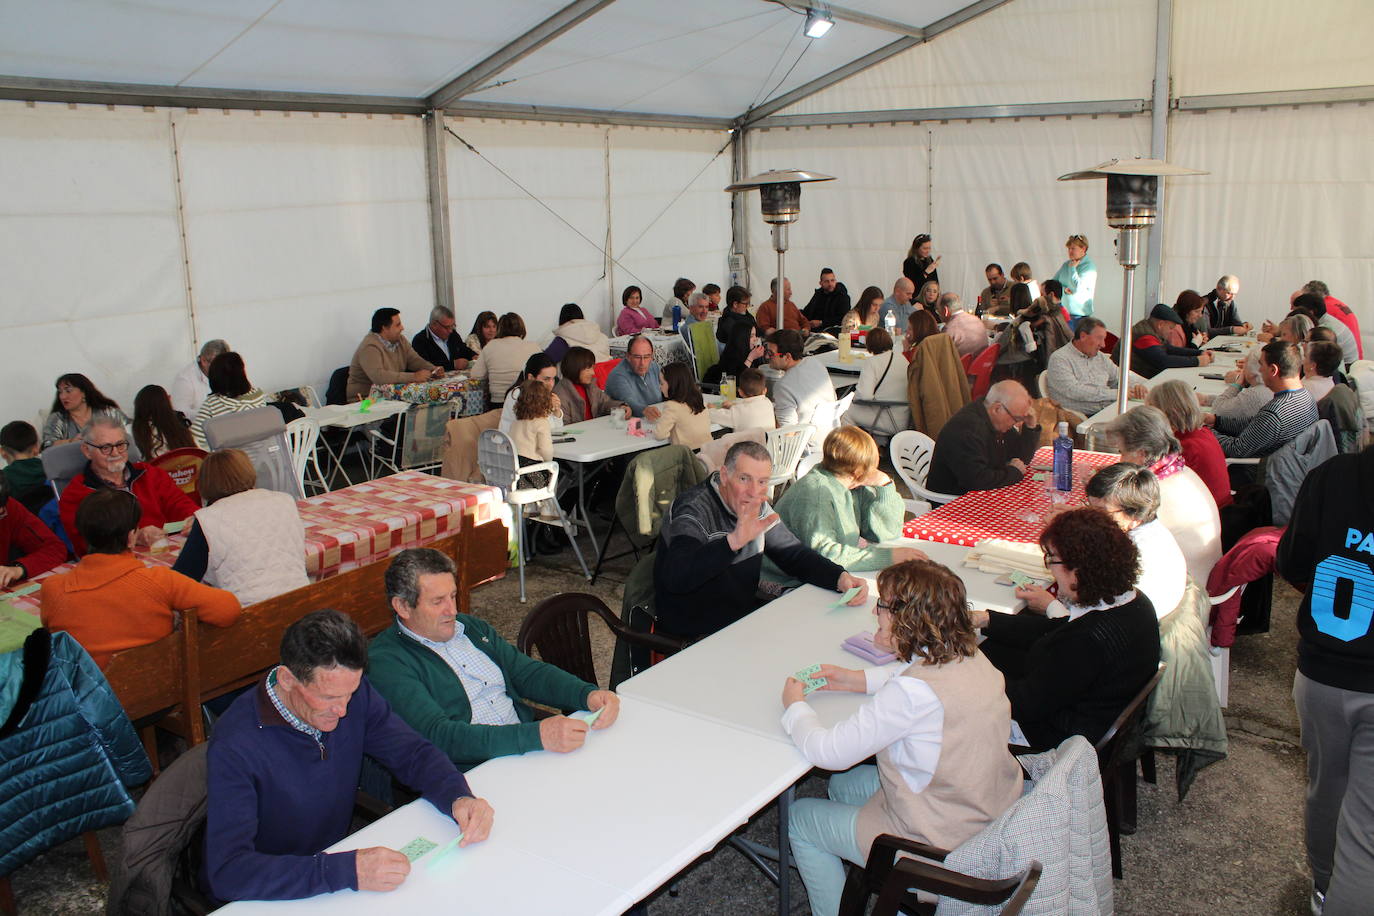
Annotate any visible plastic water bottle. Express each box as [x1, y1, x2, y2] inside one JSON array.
[[672, 303, 682, 332], [883, 309, 896, 334], [1052, 421, 1073, 492]]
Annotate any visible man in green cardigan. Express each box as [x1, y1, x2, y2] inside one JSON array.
[[367, 548, 620, 770]]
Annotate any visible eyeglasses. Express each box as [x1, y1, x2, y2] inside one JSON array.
[[90, 440, 130, 455], [1043, 553, 1064, 567], [997, 402, 1035, 426]]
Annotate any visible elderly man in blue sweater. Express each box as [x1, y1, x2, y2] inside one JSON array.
[[203, 609, 494, 902]]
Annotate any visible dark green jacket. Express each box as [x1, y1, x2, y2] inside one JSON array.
[[367, 616, 595, 771]]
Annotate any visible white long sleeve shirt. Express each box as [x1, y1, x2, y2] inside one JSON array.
[[1045, 343, 1146, 416], [781, 666, 944, 795]]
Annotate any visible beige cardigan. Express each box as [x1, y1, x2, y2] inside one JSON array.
[[653, 400, 712, 450], [510, 416, 553, 463], [470, 337, 542, 404]]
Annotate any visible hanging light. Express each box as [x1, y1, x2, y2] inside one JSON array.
[[1058, 158, 1208, 414], [804, 8, 834, 38]]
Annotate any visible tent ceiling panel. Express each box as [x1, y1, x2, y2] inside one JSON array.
[[775, 0, 1156, 116], [1172, 0, 1374, 97], [0, 0, 571, 97]]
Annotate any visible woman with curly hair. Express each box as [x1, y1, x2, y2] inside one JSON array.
[[780, 559, 1023, 916], [973, 507, 1161, 751]]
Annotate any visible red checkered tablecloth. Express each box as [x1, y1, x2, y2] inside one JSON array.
[[901, 447, 1119, 546], [1, 472, 501, 616], [297, 471, 500, 578]]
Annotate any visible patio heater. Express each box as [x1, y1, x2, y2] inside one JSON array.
[[1058, 159, 1207, 414], [725, 169, 835, 316]]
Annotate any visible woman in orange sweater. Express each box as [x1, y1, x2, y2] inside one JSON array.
[[41, 488, 241, 667]]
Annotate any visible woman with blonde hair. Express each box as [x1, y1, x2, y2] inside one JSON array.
[[915, 279, 941, 321], [1147, 379, 1231, 508], [764, 426, 924, 587], [170, 448, 308, 605], [1053, 233, 1097, 326], [782, 558, 1022, 916]]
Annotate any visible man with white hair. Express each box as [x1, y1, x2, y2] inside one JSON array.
[[171, 338, 230, 417], [1201, 275, 1250, 337], [939, 292, 987, 358], [57, 415, 199, 556], [654, 440, 869, 637], [926, 380, 1041, 496], [410, 305, 474, 373], [1202, 347, 1273, 423]]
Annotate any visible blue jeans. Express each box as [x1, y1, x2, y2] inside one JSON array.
[[789, 765, 879, 916]]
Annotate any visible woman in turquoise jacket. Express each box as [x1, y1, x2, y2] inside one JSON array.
[[1053, 233, 1097, 327]]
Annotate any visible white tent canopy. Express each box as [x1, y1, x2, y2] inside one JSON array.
[[2, 0, 1371, 419]]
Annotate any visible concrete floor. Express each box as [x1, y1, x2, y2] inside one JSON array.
[[11, 522, 1314, 915]]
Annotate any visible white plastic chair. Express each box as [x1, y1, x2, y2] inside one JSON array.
[[284, 416, 327, 494], [795, 450, 823, 481], [1036, 369, 1049, 400], [806, 391, 855, 449], [765, 423, 813, 497], [889, 430, 958, 515], [1206, 584, 1242, 708], [477, 429, 590, 603]]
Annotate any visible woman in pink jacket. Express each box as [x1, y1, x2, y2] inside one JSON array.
[[615, 285, 659, 336]]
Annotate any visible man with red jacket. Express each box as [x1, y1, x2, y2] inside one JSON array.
[[0, 474, 66, 587], [58, 416, 198, 556]]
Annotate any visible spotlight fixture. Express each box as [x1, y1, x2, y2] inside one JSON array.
[[804, 8, 833, 38]]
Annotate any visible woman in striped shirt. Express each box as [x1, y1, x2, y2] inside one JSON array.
[[191, 352, 266, 448]]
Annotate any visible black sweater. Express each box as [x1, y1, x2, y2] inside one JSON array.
[[1277, 448, 1374, 692], [803, 283, 851, 329], [926, 398, 1040, 496], [654, 475, 844, 637], [983, 593, 1160, 750], [410, 329, 475, 373]]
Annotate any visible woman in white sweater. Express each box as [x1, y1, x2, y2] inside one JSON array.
[[1104, 405, 1222, 585], [469, 312, 542, 408], [842, 328, 910, 436], [170, 448, 307, 605], [781, 559, 1023, 916]]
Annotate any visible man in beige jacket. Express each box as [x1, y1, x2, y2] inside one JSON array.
[[346, 308, 443, 401]]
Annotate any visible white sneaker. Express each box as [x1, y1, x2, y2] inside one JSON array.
[[1311, 884, 1325, 916]]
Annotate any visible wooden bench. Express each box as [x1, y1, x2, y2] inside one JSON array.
[[103, 512, 507, 771]]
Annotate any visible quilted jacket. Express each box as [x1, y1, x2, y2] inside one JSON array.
[[938, 735, 1112, 915], [0, 629, 151, 877]]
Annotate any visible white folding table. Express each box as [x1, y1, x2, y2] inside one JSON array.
[[303, 400, 410, 488], [216, 697, 803, 916]]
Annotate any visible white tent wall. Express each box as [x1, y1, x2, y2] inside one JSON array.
[[743, 125, 929, 306], [0, 102, 189, 427], [776, 0, 1156, 116], [174, 110, 434, 404], [606, 127, 734, 317], [1163, 102, 1374, 335], [445, 119, 611, 337], [444, 119, 735, 336], [746, 114, 1150, 332], [1172, 0, 1374, 96]]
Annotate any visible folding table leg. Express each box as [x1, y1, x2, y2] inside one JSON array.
[[776, 785, 792, 916]]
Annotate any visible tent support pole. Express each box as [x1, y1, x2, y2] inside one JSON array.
[[1143, 0, 1172, 311], [423, 109, 455, 316], [731, 129, 750, 288]]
